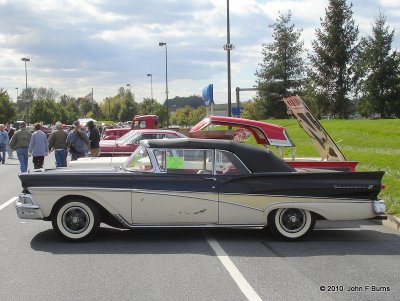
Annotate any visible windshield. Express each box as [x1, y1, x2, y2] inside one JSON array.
[[123, 145, 153, 171], [117, 130, 139, 144]]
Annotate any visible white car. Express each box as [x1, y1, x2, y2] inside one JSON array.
[[68, 156, 129, 169]]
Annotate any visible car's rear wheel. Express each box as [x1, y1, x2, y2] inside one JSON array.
[[52, 199, 100, 242], [268, 208, 315, 241]]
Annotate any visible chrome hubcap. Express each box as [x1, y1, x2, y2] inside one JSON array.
[[62, 206, 90, 234], [279, 209, 306, 233]]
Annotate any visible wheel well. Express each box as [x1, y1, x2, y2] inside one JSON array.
[[266, 208, 325, 224], [47, 195, 113, 223]]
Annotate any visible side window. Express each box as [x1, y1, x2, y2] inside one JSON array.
[[155, 149, 214, 175], [215, 150, 250, 175]]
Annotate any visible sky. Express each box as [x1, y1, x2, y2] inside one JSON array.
[[1, 0, 399, 105]]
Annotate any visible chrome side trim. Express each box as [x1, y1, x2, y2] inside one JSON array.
[[218, 200, 264, 212], [219, 192, 373, 202], [114, 214, 264, 228]]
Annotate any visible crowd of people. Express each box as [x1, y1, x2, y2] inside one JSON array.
[[0, 120, 101, 172]]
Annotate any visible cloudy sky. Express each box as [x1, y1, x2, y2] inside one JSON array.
[[1, 0, 399, 104]]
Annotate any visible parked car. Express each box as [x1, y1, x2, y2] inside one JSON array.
[[99, 129, 186, 156], [68, 156, 127, 169], [190, 96, 358, 171], [102, 127, 131, 140], [15, 138, 386, 242]]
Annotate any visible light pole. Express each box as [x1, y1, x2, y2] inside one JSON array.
[[223, 0, 233, 117], [21, 58, 30, 90], [21, 57, 30, 123], [147, 73, 153, 99], [159, 42, 169, 127], [15, 87, 18, 101]]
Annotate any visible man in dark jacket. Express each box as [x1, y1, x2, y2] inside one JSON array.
[[87, 120, 101, 157], [48, 121, 68, 167], [66, 120, 89, 161]]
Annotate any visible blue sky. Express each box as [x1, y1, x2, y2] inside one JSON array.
[[1, 0, 399, 104]]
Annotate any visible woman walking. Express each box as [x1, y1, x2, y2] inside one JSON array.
[[28, 123, 49, 169]]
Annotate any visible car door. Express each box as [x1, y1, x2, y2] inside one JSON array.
[[131, 148, 218, 224]]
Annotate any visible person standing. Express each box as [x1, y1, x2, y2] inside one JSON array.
[[67, 120, 89, 161], [28, 123, 49, 169], [0, 124, 9, 164], [48, 121, 68, 167], [87, 120, 101, 157], [9, 122, 32, 172], [5, 122, 15, 159]]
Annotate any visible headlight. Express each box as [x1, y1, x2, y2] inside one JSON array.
[[373, 200, 386, 214], [19, 194, 35, 205]]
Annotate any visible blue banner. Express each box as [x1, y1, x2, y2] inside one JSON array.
[[202, 84, 214, 106]]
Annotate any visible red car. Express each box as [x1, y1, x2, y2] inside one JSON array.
[[102, 127, 131, 140], [100, 129, 186, 156]]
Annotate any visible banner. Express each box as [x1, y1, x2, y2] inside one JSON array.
[[202, 84, 214, 106]]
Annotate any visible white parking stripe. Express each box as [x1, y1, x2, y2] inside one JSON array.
[[0, 197, 18, 211], [205, 232, 263, 301]]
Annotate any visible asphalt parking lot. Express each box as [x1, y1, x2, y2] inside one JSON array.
[[1, 156, 399, 301]]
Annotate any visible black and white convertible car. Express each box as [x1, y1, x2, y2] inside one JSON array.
[[15, 138, 386, 241]]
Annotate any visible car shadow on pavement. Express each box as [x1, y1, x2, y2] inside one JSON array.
[[30, 221, 400, 257]]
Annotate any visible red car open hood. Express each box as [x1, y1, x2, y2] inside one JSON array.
[[283, 96, 346, 161], [190, 96, 346, 161], [190, 116, 293, 147]]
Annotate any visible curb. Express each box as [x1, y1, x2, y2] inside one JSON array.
[[374, 215, 400, 233]]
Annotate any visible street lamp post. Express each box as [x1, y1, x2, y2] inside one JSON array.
[[223, 0, 233, 117], [159, 42, 169, 127], [21, 58, 30, 90], [15, 87, 18, 101], [21, 57, 30, 123], [147, 73, 153, 100]]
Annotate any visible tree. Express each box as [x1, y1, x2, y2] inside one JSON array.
[[241, 97, 266, 120], [0, 89, 17, 122], [309, 0, 359, 118], [29, 99, 58, 124], [357, 13, 400, 118], [255, 11, 305, 118]]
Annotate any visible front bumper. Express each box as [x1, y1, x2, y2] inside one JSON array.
[[15, 193, 44, 219]]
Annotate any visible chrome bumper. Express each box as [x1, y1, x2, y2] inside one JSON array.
[[15, 193, 44, 220], [372, 200, 386, 215]]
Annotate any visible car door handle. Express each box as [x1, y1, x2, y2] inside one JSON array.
[[203, 177, 217, 181]]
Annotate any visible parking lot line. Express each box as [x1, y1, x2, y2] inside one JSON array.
[[205, 232, 263, 301], [0, 197, 18, 211]]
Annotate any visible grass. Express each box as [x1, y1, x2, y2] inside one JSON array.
[[244, 119, 400, 216]]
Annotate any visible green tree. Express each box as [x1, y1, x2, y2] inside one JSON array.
[[170, 106, 192, 127], [255, 11, 305, 118], [357, 13, 400, 118], [29, 98, 58, 124], [241, 97, 266, 120], [309, 0, 359, 118], [0, 89, 17, 122]]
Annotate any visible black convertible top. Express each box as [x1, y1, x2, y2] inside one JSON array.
[[143, 138, 295, 173]]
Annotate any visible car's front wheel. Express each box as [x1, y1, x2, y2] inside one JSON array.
[[52, 199, 100, 241], [268, 208, 315, 241]]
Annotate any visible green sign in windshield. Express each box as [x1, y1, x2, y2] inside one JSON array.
[[166, 156, 184, 169]]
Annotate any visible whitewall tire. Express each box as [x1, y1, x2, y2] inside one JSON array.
[[268, 208, 315, 241], [52, 199, 100, 241]]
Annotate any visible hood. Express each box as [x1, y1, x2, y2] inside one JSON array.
[[282, 96, 346, 161]]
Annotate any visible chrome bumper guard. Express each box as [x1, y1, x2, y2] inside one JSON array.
[[372, 200, 386, 215], [15, 193, 44, 219]]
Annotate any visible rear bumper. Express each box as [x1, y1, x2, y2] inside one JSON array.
[[15, 194, 43, 220]]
